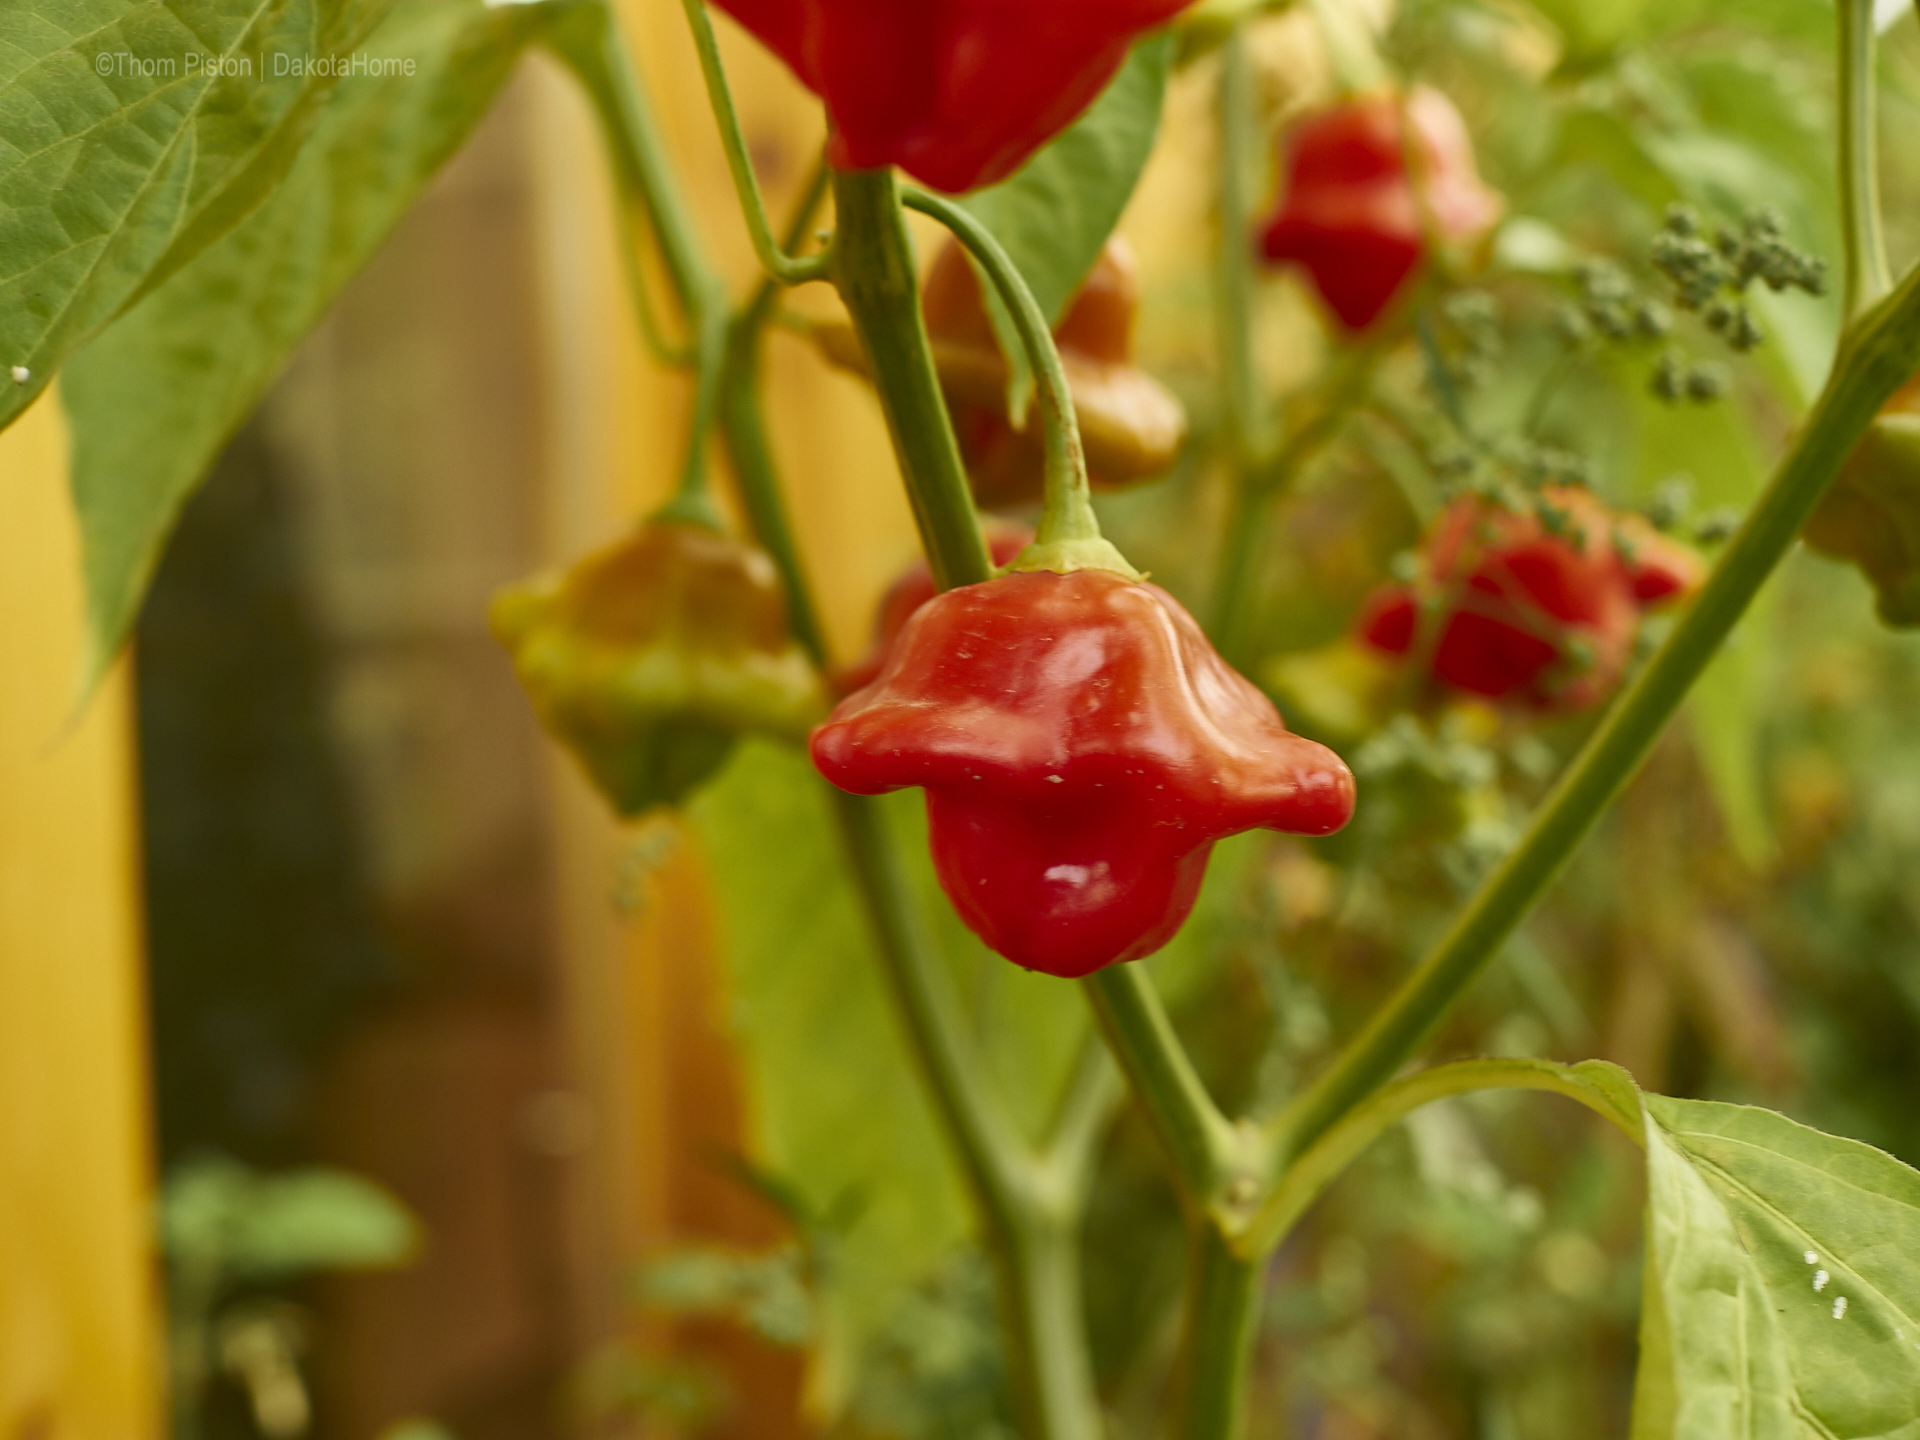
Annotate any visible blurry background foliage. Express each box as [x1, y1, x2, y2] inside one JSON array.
[[110, 0, 1920, 1435]]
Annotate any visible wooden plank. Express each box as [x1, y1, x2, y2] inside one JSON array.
[[0, 395, 159, 1440]]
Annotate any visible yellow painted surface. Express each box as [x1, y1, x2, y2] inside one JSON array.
[[0, 396, 159, 1440]]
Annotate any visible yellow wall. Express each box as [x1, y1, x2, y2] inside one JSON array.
[[0, 396, 159, 1440]]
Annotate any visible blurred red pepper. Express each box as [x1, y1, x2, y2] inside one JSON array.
[[493, 520, 826, 815], [1259, 87, 1503, 332], [812, 569, 1355, 977], [1804, 376, 1920, 627], [835, 522, 1034, 695], [710, 0, 1192, 193], [1357, 486, 1700, 709]]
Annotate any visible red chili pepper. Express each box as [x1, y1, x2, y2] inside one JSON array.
[[710, 0, 1192, 193], [812, 569, 1355, 977], [836, 523, 1035, 695], [1357, 487, 1700, 709], [1259, 87, 1503, 332]]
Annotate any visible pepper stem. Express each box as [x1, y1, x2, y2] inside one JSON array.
[[1271, 257, 1920, 1172], [550, 2, 728, 528], [901, 189, 1141, 579], [1838, 0, 1893, 319], [831, 169, 994, 592], [681, 0, 835, 287]]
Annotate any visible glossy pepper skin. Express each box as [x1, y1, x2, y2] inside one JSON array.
[[1260, 87, 1503, 332], [710, 0, 1192, 194], [493, 520, 826, 816], [1804, 376, 1920, 626], [835, 522, 1034, 695], [922, 236, 1187, 508], [1357, 486, 1701, 709], [812, 570, 1355, 977]]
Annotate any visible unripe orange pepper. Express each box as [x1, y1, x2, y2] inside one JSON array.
[[921, 236, 1187, 508]]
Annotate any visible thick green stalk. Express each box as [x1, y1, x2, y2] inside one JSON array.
[[831, 169, 994, 591], [1839, 0, 1893, 318], [1274, 263, 1920, 1167], [1173, 1230, 1263, 1440], [1082, 964, 1239, 1201]]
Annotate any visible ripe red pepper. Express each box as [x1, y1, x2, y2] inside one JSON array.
[[710, 0, 1192, 193], [1259, 87, 1503, 332], [1357, 487, 1700, 709], [812, 569, 1355, 977], [922, 236, 1187, 507], [836, 522, 1034, 695]]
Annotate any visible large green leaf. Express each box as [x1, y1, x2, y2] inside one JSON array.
[[0, 0, 399, 433], [60, 0, 550, 681], [1284, 1059, 1920, 1436], [955, 32, 1173, 417], [690, 741, 972, 1412], [1633, 1094, 1920, 1438]]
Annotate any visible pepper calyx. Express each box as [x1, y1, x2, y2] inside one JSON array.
[[1004, 536, 1143, 581]]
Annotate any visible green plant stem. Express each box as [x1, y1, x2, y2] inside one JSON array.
[[1216, 29, 1267, 465], [831, 168, 993, 591], [1250, 1059, 1642, 1254], [900, 189, 1136, 576], [1083, 964, 1240, 1201], [1210, 346, 1379, 659], [551, 3, 728, 523], [831, 791, 1103, 1440], [682, 0, 834, 286], [1274, 261, 1920, 1170], [1839, 0, 1893, 318], [720, 166, 834, 667], [1174, 1230, 1263, 1440]]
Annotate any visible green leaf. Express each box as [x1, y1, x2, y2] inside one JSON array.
[[60, 0, 549, 683], [159, 1154, 418, 1279], [1634, 1094, 1920, 1438], [0, 0, 401, 434], [689, 741, 971, 1413], [1260, 1058, 1920, 1434], [956, 32, 1172, 420]]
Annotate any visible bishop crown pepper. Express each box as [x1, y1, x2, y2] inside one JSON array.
[[811, 567, 1356, 978], [1803, 375, 1920, 627], [836, 522, 1035, 695], [921, 236, 1187, 508], [709, 0, 1192, 193], [493, 519, 826, 816], [1260, 86, 1503, 332], [1357, 486, 1701, 709]]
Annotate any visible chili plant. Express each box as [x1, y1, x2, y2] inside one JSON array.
[[10, 0, 1920, 1436]]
